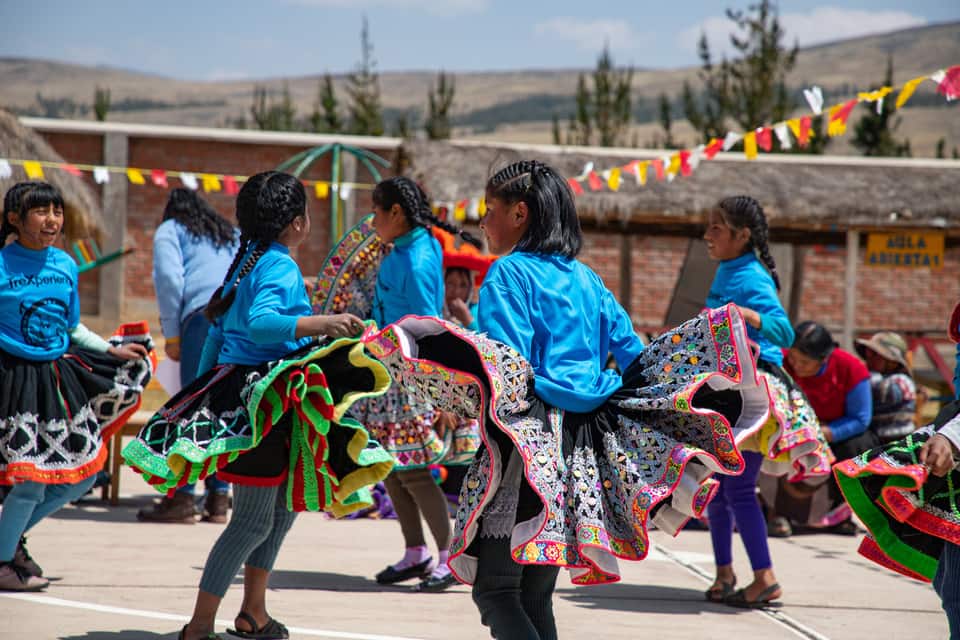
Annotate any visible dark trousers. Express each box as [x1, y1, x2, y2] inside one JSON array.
[[471, 536, 560, 640]]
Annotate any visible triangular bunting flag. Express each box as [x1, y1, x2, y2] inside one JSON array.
[[704, 138, 723, 159], [223, 175, 240, 196], [828, 99, 858, 137], [756, 127, 772, 152], [200, 174, 221, 193], [315, 182, 329, 199], [743, 131, 758, 159], [803, 86, 824, 115], [93, 167, 110, 184], [126, 168, 146, 185], [587, 171, 604, 191], [773, 123, 791, 150], [895, 75, 927, 110], [607, 167, 622, 191], [180, 172, 198, 190], [652, 159, 665, 181], [62, 163, 82, 176], [935, 66, 960, 101], [0, 159, 11, 179], [23, 161, 44, 179], [567, 178, 584, 195], [151, 170, 168, 187], [722, 132, 742, 151]]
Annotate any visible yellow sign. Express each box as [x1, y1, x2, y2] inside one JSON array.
[[865, 232, 944, 269]]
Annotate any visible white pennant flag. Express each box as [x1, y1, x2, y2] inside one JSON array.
[[179, 172, 198, 190], [0, 159, 11, 179], [689, 145, 705, 171], [339, 184, 352, 201], [803, 86, 824, 115], [467, 198, 480, 221], [773, 123, 792, 150], [722, 132, 743, 151], [93, 167, 110, 184], [575, 162, 594, 180], [876, 97, 885, 114]]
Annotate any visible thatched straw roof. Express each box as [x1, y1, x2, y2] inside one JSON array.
[[404, 139, 960, 233], [0, 109, 104, 242]]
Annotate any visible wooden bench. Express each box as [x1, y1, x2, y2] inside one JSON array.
[[102, 409, 153, 505]]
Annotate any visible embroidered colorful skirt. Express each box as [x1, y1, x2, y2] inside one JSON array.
[[0, 322, 154, 485], [122, 337, 395, 516], [834, 421, 960, 582], [362, 305, 771, 585], [349, 386, 449, 469]]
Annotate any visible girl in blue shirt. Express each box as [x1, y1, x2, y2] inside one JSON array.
[[139, 188, 239, 525], [123, 172, 394, 640], [362, 161, 769, 639], [0, 182, 152, 592], [359, 176, 482, 593], [703, 195, 830, 608]]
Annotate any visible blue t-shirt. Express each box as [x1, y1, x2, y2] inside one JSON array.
[[479, 252, 645, 413], [0, 242, 79, 361], [706, 252, 793, 366], [373, 226, 443, 326], [205, 243, 313, 367]]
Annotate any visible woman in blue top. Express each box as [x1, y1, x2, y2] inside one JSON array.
[[0, 182, 152, 592], [359, 176, 482, 592], [703, 195, 830, 608], [139, 188, 239, 525], [362, 161, 769, 639], [123, 172, 394, 640]]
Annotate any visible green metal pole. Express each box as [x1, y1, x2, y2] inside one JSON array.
[[331, 144, 341, 241]]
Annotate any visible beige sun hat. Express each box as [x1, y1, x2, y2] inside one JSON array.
[[855, 331, 910, 372]]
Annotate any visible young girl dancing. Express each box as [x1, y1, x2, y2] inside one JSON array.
[[0, 181, 151, 591], [361, 161, 770, 638], [703, 195, 831, 607], [361, 176, 481, 592], [122, 171, 394, 640]]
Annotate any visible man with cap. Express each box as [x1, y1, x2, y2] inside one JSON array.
[[856, 332, 917, 445]]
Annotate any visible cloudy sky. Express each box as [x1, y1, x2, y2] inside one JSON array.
[[2, 1, 956, 80]]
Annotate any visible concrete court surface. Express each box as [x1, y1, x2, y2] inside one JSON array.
[[0, 440, 949, 640]]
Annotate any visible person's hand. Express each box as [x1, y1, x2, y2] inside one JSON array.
[[110, 342, 149, 361], [449, 298, 473, 326], [164, 341, 181, 362], [919, 433, 958, 477], [821, 425, 833, 443], [303, 276, 318, 298], [317, 313, 365, 339], [433, 411, 457, 438], [733, 304, 762, 329]]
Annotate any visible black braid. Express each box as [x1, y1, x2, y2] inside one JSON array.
[[204, 171, 307, 321], [718, 195, 781, 291], [373, 176, 482, 249]]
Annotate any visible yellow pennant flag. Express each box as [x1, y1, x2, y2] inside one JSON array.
[[453, 201, 467, 222], [200, 174, 221, 193], [126, 168, 146, 185], [607, 167, 622, 191], [636, 161, 648, 186], [895, 75, 927, 110], [743, 131, 758, 160], [667, 154, 681, 176], [858, 87, 892, 103], [23, 161, 44, 179], [478, 197, 486, 217], [315, 182, 329, 199]]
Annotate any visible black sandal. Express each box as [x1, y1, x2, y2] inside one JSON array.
[[178, 625, 224, 640], [724, 582, 782, 609], [767, 516, 793, 538], [226, 612, 289, 640], [704, 577, 737, 602]]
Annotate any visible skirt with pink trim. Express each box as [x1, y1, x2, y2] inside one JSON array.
[[0, 322, 154, 485], [834, 411, 960, 582], [362, 304, 770, 585]]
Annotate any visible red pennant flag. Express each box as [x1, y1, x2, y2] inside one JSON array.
[[756, 127, 773, 152], [587, 171, 604, 191], [704, 138, 723, 159], [798, 116, 812, 147], [151, 170, 168, 187], [679, 150, 692, 177], [223, 175, 240, 195], [567, 178, 584, 195], [652, 159, 665, 181], [937, 66, 960, 101], [61, 163, 82, 176], [828, 99, 858, 136]]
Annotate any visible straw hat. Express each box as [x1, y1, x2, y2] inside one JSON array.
[[855, 331, 910, 371]]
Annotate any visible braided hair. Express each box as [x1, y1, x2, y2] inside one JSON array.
[[372, 176, 482, 249], [205, 171, 306, 321], [717, 195, 781, 291], [2, 181, 45, 243], [485, 160, 582, 258], [163, 188, 236, 249]]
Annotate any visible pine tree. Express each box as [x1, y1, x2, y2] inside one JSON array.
[[658, 93, 677, 149], [573, 74, 592, 145], [425, 71, 455, 140], [310, 74, 342, 133], [936, 137, 946, 159], [347, 16, 384, 136], [682, 33, 731, 143], [851, 56, 910, 157], [250, 84, 297, 131], [563, 46, 633, 147], [393, 111, 412, 138], [551, 114, 562, 145], [93, 86, 111, 121]]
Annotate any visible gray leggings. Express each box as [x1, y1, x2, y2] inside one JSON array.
[[198, 483, 297, 597], [383, 468, 452, 550]]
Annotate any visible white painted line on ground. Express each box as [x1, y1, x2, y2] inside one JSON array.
[[0, 592, 427, 640], [653, 543, 832, 640]]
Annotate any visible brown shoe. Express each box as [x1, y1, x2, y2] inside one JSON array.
[[0, 562, 48, 591], [201, 493, 230, 524], [137, 492, 199, 524], [13, 536, 42, 577]]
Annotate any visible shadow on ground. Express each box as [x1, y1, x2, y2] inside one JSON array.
[[557, 583, 742, 615], [60, 631, 179, 640], [261, 568, 468, 595]]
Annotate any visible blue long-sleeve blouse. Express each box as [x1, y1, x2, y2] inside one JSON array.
[[373, 226, 443, 326]]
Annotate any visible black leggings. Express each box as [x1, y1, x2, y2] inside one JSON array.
[[471, 536, 561, 640]]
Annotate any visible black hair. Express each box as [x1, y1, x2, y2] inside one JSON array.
[[716, 195, 780, 291], [205, 171, 306, 321], [792, 321, 837, 361], [444, 266, 474, 299], [372, 176, 482, 249], [2, 181, 45, 241], [163, 188, 236, 249], [485, 160, 582, 258]]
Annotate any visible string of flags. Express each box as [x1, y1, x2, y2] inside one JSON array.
[[0, 157, 376, 201]]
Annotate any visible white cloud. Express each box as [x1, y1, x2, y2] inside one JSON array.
[[680, 6, 927, 59], [534, 17, 643, 54], [288, 0, 488, 16]]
